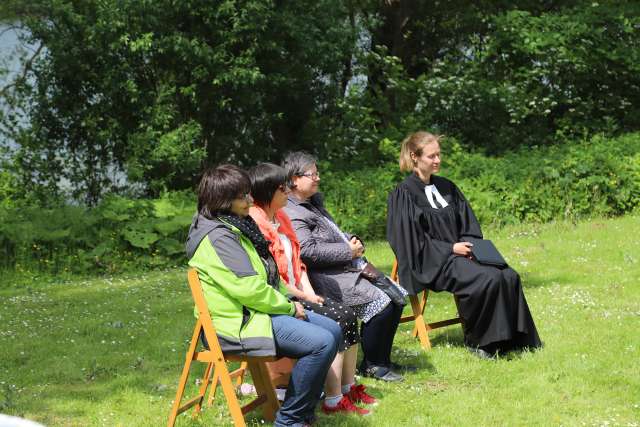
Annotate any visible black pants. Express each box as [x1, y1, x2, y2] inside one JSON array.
[[360, 302, 403, 368]]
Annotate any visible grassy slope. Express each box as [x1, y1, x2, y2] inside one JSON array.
[[1, 215, 639, 426]]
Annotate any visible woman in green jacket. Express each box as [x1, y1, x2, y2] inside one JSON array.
[[186, 164, 340, 427]]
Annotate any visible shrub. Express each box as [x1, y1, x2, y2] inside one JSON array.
[[321, 132, 640, 238], [0, 191, 195, 275], [1, 133, 639, 275]]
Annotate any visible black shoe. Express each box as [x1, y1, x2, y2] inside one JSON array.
[[360, 365, 404, 382], [390, 361, 418, 372], [467, 346, 496, 360]]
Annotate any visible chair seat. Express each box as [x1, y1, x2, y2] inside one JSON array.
[[192, 350, 279, 363], [225, 354, 280, 362]]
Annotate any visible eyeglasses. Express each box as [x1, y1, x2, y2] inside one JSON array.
[[298, 171, 320, 180]]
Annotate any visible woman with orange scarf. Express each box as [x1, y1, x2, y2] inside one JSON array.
[[248, 163, 376, 416]]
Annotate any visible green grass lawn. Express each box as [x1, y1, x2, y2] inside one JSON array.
[[1, 215, 639, 426]]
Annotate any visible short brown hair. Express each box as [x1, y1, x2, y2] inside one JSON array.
[[399, 131, 443, 172], [197, 164, 251, 218]]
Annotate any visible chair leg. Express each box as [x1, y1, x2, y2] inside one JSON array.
[[207, 362, 219, 406], [208, 361, 248, 407], [193, 361, 213, 415], [454, 295, 465, 327], [167, 355, 193, 427], [218, 361, 247, 427], [248, 361, 279, 422], [235, 361, 248, 387], [168, 322, 204, 427], [410, 293, 432, 350], [411, 290, 428, 338]]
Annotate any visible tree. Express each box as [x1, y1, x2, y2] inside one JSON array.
[[2, 0, 356, 203], [2, 0, 640, 202], [335, 0, 640, 156]]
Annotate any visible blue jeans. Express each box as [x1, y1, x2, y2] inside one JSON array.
[[271, 311, 341, 426]]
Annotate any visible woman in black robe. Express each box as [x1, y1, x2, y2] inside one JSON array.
[[387, 131, 541, 357]]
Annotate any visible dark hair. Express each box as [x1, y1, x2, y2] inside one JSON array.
[[248, 163, 287, 206], [281, 151, 317, 188], [197, 164, 251, 218]]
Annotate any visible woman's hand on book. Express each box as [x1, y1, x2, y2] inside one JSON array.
[[453, 242, 473, 257]]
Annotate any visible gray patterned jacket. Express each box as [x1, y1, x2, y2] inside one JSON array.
[[283, 193, 381, 307]]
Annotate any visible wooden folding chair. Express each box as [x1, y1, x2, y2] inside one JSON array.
[[391, 259, 463, 350], [167, 269, 283, 427]]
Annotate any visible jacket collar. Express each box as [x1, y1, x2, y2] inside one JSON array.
[[185, 214, 228, 259], [288, 192, 324, 208], [404, 173, 440, 197], [409, 172, 432, 186], [287, 194, 305, 206]]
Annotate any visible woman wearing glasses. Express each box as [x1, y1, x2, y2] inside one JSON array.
[[186, 164, 341, 427], [248, 162, 375, 415], [282, 152, 407, 382]]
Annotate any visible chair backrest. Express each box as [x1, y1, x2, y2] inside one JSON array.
[[187, 268, 223, 356]]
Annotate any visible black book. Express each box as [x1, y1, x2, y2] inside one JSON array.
[[465, 237, 508, 268]]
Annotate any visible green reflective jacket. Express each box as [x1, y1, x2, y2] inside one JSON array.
[[186, 215, 295, 356]]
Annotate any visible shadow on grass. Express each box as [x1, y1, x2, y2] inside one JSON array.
[[392, 346, 437, 375], [519, 269, 576, 290], [429, 327, 466, 349]]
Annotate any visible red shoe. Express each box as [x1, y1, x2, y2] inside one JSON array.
[[346, 384, 377, 405], [322, 395, 370, 415]]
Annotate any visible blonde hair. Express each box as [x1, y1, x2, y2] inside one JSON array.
[[399, 131, 443, 172]]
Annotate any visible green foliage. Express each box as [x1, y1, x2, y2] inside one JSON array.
[[450, 133, 640, 226], [2, 0, 355, 202], [1, 133, 640, 274], [4, 1, 640, 201], [417, 4, 640, 151], [0, 191, 194, 274], [325, 48, 425, 166], [0, 170, 17, 209], [324, 1, 640, 164], [321, 160, 403, 239], [321, 132, 640, 239]]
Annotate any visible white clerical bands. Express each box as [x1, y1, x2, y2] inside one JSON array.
[[424, 185, 449, 209]]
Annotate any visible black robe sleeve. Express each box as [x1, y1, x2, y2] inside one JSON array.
[[454, 183, 483, 241], [387, 186, 453, 295]]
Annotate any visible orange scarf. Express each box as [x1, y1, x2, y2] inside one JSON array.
[[249, 206, 306, 289]]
